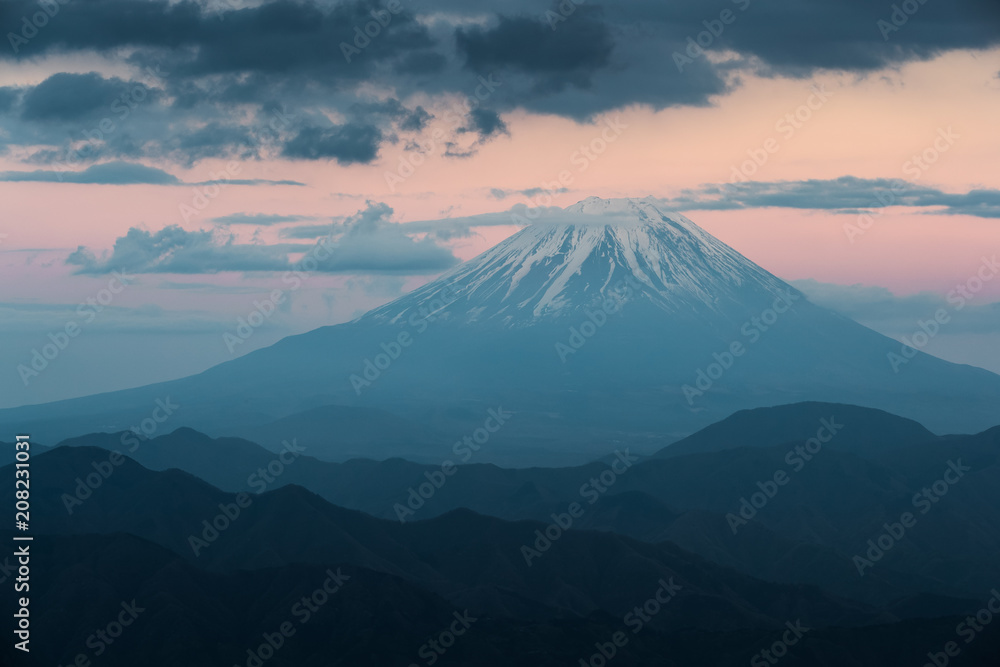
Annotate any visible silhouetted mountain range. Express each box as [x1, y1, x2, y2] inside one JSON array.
[[7, 424, 1000, 665], [43, 402, 1000, 607]]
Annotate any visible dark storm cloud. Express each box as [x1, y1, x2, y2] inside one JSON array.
[[708, 0, 1000, 75], [0, 0, 438, 74], [448, 0, 1000, 75], [20, 72, 156, 122], [281, 123, 383, 163], [0, 0, 997, 165], [456, 7, 614, 86], [0, 88, 18, 113]]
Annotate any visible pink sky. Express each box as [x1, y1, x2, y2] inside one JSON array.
[[1, 47, 998, 407], [3, 50, 998, 299]]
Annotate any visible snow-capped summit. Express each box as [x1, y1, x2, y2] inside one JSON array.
[[364, 197, 794, 326]]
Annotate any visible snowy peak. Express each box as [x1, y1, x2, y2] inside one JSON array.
[[364, 197, 796, 327], [565, 195, 689, 224]]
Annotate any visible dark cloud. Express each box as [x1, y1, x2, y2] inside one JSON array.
[[0, 162, 180, 184], [1, 0, 439, 75], [718, 0, 1000, 76], [0, 88, 18, 113], [168, 122, 257, 160], [463, 108, 508, 138], [281, 123, 382, 163], [21, 73, 154, 122], [456, 8, 614, 86], [400, 106, 433, 132], [9, 0, 995, 80]]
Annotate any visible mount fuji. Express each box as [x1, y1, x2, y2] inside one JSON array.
[[4, 197, 1000, 464]]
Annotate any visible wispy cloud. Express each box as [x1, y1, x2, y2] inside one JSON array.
[[0, 162, 305, 186], [211, 213, 317, 226], [657, 177, 1000, 219]]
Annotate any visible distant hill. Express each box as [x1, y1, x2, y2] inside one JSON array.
[[655, 402, 938, 458]]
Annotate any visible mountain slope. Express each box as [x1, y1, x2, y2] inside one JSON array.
[[3, 197, 999, 461], [656, 402, 939, 458]]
